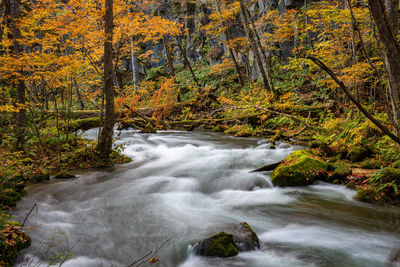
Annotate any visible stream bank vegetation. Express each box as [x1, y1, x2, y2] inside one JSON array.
[[1, 0, 400, 264]]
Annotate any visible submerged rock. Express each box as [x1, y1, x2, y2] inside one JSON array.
[[271, 150, 328, 187], [193, 222, 260, 258]]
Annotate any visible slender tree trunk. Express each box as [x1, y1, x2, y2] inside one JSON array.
[[214, 0, 245, 87], [368, 0, 400, 135], [176, 36, 199, 86], [98, 0, 114, 161], [9, 0, 26, 150], [238, 0, 271, 92], [73, 78, 85, 110], [163, 36, 175, 76], [243, 4, 278, 97]]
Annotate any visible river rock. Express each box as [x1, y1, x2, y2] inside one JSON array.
[[193, 222, 260, 258], [271, 149, 328, 187]]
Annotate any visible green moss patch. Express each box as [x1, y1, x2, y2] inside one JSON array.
[[194, 232, 239, 257], [271, 150, 328, 187]]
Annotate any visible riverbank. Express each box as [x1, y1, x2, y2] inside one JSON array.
[[0, 129, 130, 266]]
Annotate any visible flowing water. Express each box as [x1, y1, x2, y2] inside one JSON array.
[[12, 130, 400, 267]]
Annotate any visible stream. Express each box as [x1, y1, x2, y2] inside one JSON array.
[[12, 130, 400, 266]]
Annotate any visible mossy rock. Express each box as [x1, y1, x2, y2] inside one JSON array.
[[355, 187, 380, 203], [271, 150, 328, 187], [0, 226, 31, 266], [54, 171, 76, 179], [347, 146, 371, 162], [193, 232, 239, 257], [30, 172, 50, 183], [360, 159, 381, 169], [232, 222, 260, 252]]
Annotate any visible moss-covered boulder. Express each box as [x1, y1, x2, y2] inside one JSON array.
[[271, 150, 328, 187], [193, 222, 260, 258], [193, 232, 238, 257], [0, 224, 31, 266]]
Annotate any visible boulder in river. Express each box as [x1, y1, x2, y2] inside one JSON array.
[[271, 149, 328, 187], [193, 222, 260, 258]]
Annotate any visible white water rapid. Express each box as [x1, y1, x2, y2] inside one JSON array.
[[11, 130, 400, 266]]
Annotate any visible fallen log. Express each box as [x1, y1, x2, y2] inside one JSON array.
[[251, 161, 282, 172]]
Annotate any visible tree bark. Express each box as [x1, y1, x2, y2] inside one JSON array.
[[9, 0, 26, 150], [176, 36, 199, 86], [73, 78, 85, 110], [163, 36, 175, 77], [243, 5, 278, 97], [238, 0, 271, 92], [98, 0, 114, 161], [368, 0, 400, 134], [214, 0, 245, 87]]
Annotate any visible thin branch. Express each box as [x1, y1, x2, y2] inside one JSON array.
[[306, 56, 400, 145], [22, 202, 38, 227]]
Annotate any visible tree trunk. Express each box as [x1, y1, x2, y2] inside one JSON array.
[[9, 0, 26, 150], [214, 0, 245, 87], [98, 0, 114, 161], [176, 36, 199, 86], [238, 0, 271, 92], [73, 78, 85, 110], [163, 36, 175, 77], [368, 0, 400, 134], [243, 4, 278, 97]]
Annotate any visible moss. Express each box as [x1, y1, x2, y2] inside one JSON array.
[[141, 122, 157, 133], [360, 158, 381, 169], [0, 188, 23, 208], [195, 232, 239, 257], [328, 161, 352, 182], [69, 117, 100, 132], [355, 187, 380, 203], [347, 146, 371, 162], [369, 167, 400, 184], [30, 172, 50, 182], [54, 171, 76, 179], [271, 150, 328, 187], [204, 232, 238, 257], [355, 167, 400, 204]]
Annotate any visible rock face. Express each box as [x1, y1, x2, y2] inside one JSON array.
[[193, 222, 260, 258], [271, 150, 328, 187]]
